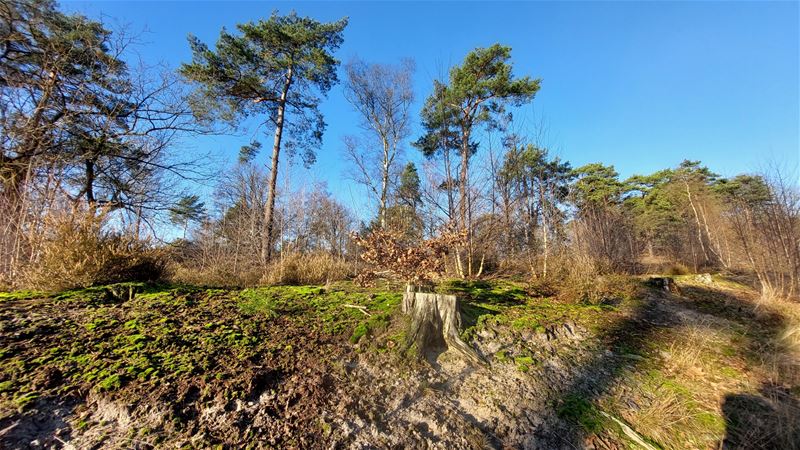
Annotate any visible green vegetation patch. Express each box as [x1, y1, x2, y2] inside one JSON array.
[[448, 278, 633, 343], [558, 394, 608, 433], [515, 355, 536, 373], [0, 290, 47, 301], [0, 281, 407, 414], [440, 279, 528, 306]]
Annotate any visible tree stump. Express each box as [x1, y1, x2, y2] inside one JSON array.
[[647, 276, 681, 294], [402, 284, 482, 364]]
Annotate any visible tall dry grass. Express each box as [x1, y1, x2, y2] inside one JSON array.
[[168, 251, 354, 287], [260, 252, 354, 286], [19, 208, 164, 291]]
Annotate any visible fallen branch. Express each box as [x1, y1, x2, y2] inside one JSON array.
[[0, 420, 19, 437], [342, 304, 371, 316], [599, 411, 658, 450]]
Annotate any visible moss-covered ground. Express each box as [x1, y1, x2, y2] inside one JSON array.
[[0, 282, 404, 447]]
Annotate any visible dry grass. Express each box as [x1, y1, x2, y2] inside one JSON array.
[[665, 263, 691, 276], [601, 276, 800, 449], [260, 252, 354, 286], [167, 252, 353, 288], [556, 273, 640, 305], [19, 209, 164, 291], [167, 263, 263, 287], [721, 388, 800, 450], [661, 321, 735, 383], [753, 295, 800, 387], [615, 385, 708, 449]]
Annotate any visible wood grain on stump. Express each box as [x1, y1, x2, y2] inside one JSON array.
[[402, 284, 482, 364]]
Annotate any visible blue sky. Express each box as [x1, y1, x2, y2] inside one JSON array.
[[62, 1, 799, 216]]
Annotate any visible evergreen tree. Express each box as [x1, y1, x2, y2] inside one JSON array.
[[1, 0, 127, 198], [180, 11, 347, 261], [414, 81, 470, 220], [397, 162, 422, 209], [416, 44, 540, 277], [169, 195, 206, 239], [429, 44, 540, 228]]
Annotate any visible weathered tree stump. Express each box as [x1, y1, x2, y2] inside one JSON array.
[[647, 276, 681, 294], [402, 284, 482, 364]]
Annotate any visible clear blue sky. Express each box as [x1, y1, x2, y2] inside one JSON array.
[[62, 1, 799, 215]]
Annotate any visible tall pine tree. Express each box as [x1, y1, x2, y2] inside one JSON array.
[[181, 12, 347, 262]]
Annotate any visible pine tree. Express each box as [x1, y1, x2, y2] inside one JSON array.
[[180, 12, 347, 261]]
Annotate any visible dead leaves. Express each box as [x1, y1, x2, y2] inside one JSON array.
[[351, 227, 467, 285]]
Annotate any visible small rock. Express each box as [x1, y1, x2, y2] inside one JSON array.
[[696, 273, 713, 284]]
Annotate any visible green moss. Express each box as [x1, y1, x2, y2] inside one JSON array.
[[644, 369, 693, 399], [494, 350, 509, 363], [515, 356, 536, 372], [515, 356, 534, 364], [350, 323, 368, 343], [97, 374, 122, 391], [696, 411, 725, 433], [439, 279, 528, 305], [558, 394, 607, 433], [319, 419, 333, 437], [349, 309, 393, 346], [237, 289, 279, 318], [709, 275, 751, 290], [511, 316, 543, 331], [13, 391, 39, 409], [0, 380, 13, 392], [0, 290, 47, 301]]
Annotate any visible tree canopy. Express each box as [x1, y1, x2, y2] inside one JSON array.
[[180, 11, 347, 166]]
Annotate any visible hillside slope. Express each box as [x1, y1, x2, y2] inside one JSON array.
[[0, 276, 797, 449]]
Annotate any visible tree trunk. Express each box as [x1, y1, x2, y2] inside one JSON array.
[[262, 68, 293, 263], [402, 284, 482, 364], [379, 137, 389, 228], [134, 205, 142, 240], [458, 125, 472, 277], [459, 126, 471, 230], [84, 157, 95, 206], [685, 180, 709, 266], [443, 146, 455, 222], [539, 183, 548, 279]]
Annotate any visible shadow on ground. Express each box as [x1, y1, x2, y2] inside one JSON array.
[[547, 280, 799, 449]]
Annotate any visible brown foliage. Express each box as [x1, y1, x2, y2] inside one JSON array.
[[168, 251, 353, 288], [352, 228, 466, 285], [557, 273, 640, 305]]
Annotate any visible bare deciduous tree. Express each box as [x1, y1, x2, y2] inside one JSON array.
[[342, 57, 414, 228]]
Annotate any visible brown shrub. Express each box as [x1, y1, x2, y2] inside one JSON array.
[[491, 258, 534, 280], [666, 263, 690, 276], [20, 209, 164, 291], [168, 252, 353, 287], [167, 263, 263, 288]]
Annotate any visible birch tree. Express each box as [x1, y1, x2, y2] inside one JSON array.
[[342, 57, 414, 228]]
